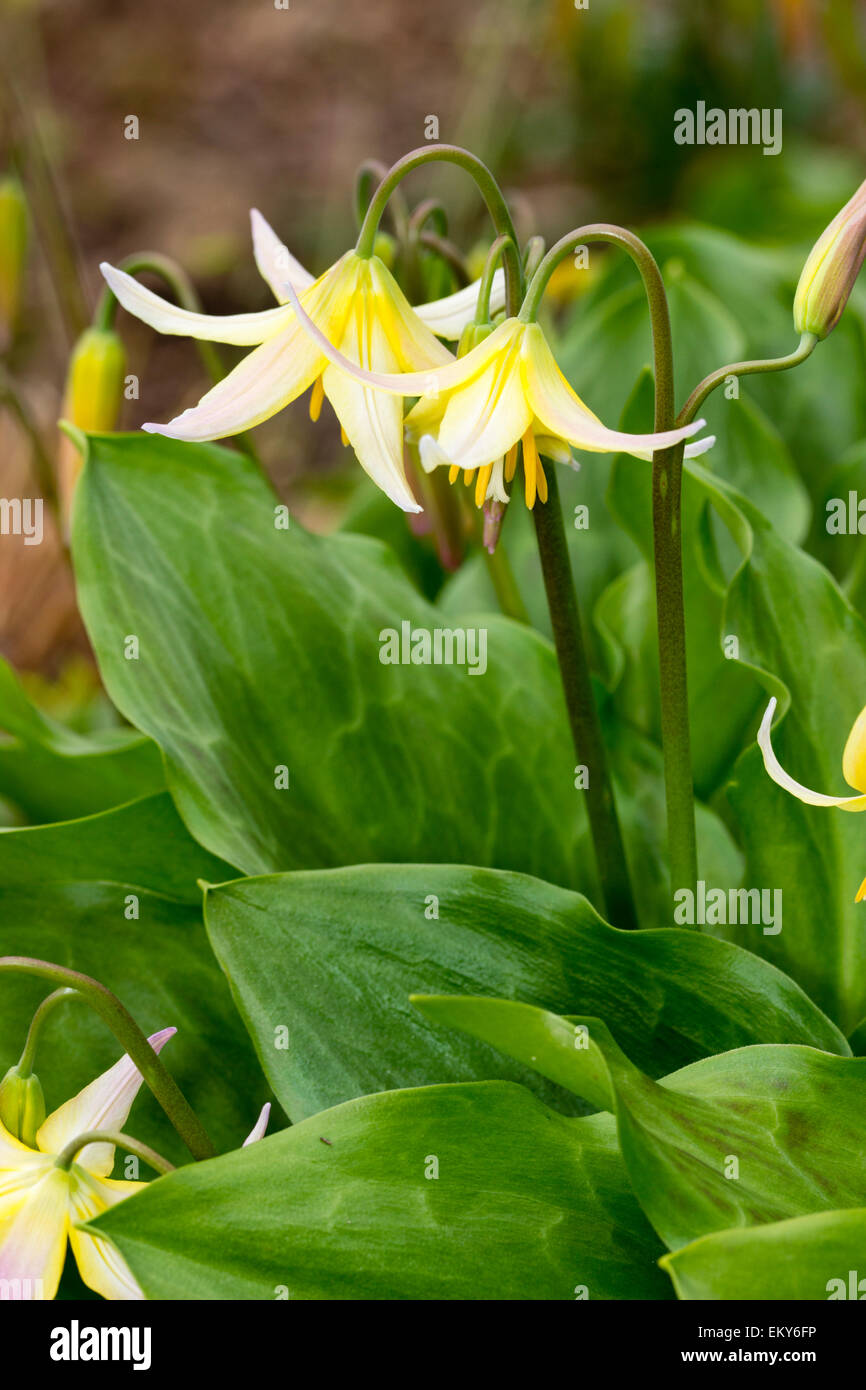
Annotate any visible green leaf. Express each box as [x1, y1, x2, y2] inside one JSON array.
[[689, 462, 866, 1031], [662, 1209, 866, 1301], [0, 794, 265, 1161], [0, 656, 163, 823], [412, 997, 866, 1250], [71, 431, 598, 894], [203, 862, 847, 1121], [87, 1081, 671, 1300]]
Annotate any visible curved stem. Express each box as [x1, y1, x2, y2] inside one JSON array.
[[520, 226, 675, 422], [55, 1129, 175, 1176], [677, 333, 817, 427], [475, 234, 515, 325], [355, 144, 523, 313], [17, 987, 78, 1077], [533, 468, 639, 930], [0, 958, 214, 1161], [523, 225, 697, 903]]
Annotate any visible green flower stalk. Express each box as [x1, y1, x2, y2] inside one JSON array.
[[794, 175, 866, 340]]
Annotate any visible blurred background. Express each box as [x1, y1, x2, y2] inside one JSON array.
[[2, 0, 866, 692]]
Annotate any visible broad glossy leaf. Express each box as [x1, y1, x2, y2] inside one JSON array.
[[204, 862, 846, 1121], [662, 1209, 866, 1301], [72, 431, 601, 895], [0, 794, 265, 1161], [690, 462, 866, 1031], [413, 997, 866, 1250], [88, 1081, 671, 1300], [0, 656, 163, 823]]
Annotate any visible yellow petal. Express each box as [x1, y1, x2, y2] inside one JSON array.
[[842, 704, 866, 793], [100, 263, 295, 345], [0, 1165, 69, 1300], [369, 258, 454, 370], [437, 332, 531, 472], [323, 289, 420, 513], [521, 323, 705, 458], [69, 1170, 145, 1301], [856, 874, 866, 903], [284, 275, 516, 397], [757, 698, 866, 811]]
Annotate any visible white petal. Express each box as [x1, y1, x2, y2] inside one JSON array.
[[418, 434, 452, 473], [37, 1028, 175, 1177], [757, 698, 866, 810], [242, 1102, 271, 1147], [685, 435, 716, 458], [414, 268, 507, 339], [100, 263, 293, 345], [250, 209, 315, 304]]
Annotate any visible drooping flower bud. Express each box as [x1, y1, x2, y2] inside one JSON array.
[[0, 1064, 46, 1147], [794, 176, 866, 340], [456, 321, 493, 358], [57, 326, 126, 516], [0, 175, 28, 350]]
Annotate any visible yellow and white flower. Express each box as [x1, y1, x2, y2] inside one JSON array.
[[100, 211, 504, 513], [0, 1027, 174, 1300], [285, 285, 715, 509], [758, 695, 866, 900]]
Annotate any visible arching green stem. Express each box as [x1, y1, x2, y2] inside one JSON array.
[[475, 234, 515, 325], [55, 1129, 175, 1176], [0, 958, 214, 1161], [16, 987, 77, 1077], [677, 333, 817, 427], [523, 226, 699, 905], [355, 145, 523, 312]]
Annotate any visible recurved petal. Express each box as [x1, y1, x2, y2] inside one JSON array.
[[283, 277, 511, 396], [324, 304, 420, 513], [758, 698, 866, 811], [100, 263, 294, 345], [250, 209, 315, 304], [143, 315, 326, 442], [414, 268, 507, 339], [0, 1165, 69, 1300], [242, 1102, 271, 1147], [437, 334, 531, 471], [370, 259, 455, 370], [521, 322, 705, 457], [69, 1171, 145, 1300], [842, 704, 866, 793], [37, 1028, 175, 1177]]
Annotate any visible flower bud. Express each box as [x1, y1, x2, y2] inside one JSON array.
[[456, 321, 493, 358], [0, 1065, 45, 1147], [57, 327, 126, 516], [372, 231, 397, 270], [794, 176, 866, 340], [0, 175, 28, 350]]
